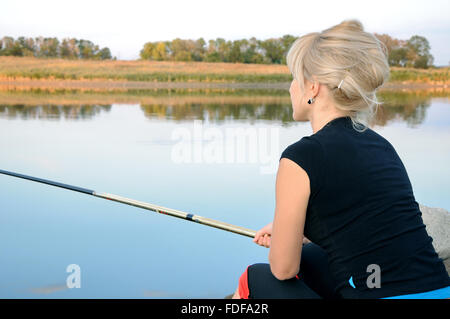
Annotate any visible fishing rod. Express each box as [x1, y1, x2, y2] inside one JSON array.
[[0, 169, 257, 238]]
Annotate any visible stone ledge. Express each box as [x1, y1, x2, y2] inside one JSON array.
[[420, 203, 450, 275]]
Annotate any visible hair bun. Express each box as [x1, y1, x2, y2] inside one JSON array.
[[333, 19, 364, 32], [287, 18, 390, 132]]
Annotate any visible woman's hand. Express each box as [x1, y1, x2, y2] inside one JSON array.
[[253, 222, 311, 248], [253, 222, 273, 248]]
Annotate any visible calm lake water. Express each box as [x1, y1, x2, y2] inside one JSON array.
[[0, 88, 449, 298]]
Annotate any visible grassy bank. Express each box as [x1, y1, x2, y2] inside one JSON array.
[[0, 56, 449, 84], [0, 57, 289, 83]]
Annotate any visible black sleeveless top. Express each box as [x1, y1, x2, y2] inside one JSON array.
[[280, 116, 450, 298]]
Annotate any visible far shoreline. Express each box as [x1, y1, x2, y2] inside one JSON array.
[[0, 79, 448, 91]]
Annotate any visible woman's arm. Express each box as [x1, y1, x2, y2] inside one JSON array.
[[268, 157, 310, 280]]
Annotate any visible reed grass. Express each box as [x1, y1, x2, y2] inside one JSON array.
[[0, 57, 448, 84]]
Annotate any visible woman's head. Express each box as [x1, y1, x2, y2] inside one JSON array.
[[286, 19, 390, 131]]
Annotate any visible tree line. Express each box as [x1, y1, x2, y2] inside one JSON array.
[[140, 36, 297, 65], [0, 33, 435, 68], [140, 34, 435, 69], [0, 36, 113, 60], [374, 34, 434, 68]]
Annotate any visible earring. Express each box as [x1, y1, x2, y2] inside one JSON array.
[[308, 97, 315, 104]]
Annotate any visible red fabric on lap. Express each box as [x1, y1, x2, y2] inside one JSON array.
[[238, 266, 250, 299]]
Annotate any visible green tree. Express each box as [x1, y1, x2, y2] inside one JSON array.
[[171, 38, 193, 61], [207, 39, 216, 54], [10, 39, 25, 56], [66, 38, 80, 59], [78, 39, 96, 59], [280, 34, 296, 64], [228, 39, 244, 63], [152, 42, 167, 61], [60, 38, 77, 59], [174, 50, 192, 61], [204, 39, 221, 62], [96, 47, 112, 60], [414, 55, 432, 69], [140, 42, 156, 60], [192, 38, 206, 61], [37, 37, 59, 57], [204, 51, 221, 62], [406, 35, 434, 68], [213, 38, 229, 62], [374, 33, 401, 57], [0, 36, 15, 55], [242, 37, 264, 64], [19, 37, 36, 56], [260, 38, 284, 64], [389, 47, 408, 67], [0, 35, 110, 59]]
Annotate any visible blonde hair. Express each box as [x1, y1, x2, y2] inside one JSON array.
[[286, 19, 390, 132]]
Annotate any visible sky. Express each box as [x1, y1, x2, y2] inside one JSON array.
[[1, 0, 449, 65]]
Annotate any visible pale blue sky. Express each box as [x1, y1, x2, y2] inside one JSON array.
[[1, 0, 449, 65]]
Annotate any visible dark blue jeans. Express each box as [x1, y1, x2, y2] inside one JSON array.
[[241, 243, 340, 299]]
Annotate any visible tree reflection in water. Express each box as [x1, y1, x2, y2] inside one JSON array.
[[0, 88, 448, 127]]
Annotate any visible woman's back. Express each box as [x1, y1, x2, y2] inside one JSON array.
[[233, 19, 449, 300], [281, 116, 450, 298]]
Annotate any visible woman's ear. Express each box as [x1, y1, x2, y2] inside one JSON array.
[[309, 78, 320, 99]]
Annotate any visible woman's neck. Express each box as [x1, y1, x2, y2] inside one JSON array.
[[310, 111, 348, 134]]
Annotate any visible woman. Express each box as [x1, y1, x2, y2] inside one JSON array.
[[232, 19, 450, 299]]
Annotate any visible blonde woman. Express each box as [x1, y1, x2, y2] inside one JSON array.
[[233, 20, 450, 299]]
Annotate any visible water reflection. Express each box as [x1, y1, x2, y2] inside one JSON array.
[[1, 87, 449, 299], [0, 104, 112, 120], [0, 88, 448, 127], [140, 103, 294, 125], [375, 91, 435, 128]]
